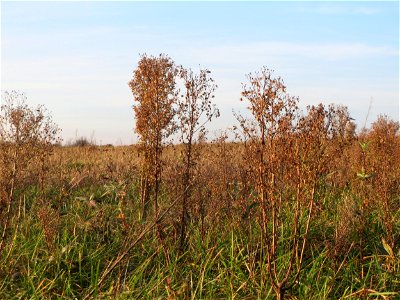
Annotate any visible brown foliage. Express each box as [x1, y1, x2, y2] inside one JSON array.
[[176, 66, 219, 250], [129, 54, 178, 221], [235, 67, 360, 299], [0, 91, 61, 252]]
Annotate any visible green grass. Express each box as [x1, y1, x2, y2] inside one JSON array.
[[1, 182, 399, 300]]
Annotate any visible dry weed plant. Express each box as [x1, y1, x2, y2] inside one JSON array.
[[175, 66, 219, 251], [129, 54, 178, 223], [37, 205, 60, 251], [235, 67, 303, 299], [235, 67, 358, 299], [0, 91, 60, 253], [334, 194, 365, 257], [365, 116, 399, 249]]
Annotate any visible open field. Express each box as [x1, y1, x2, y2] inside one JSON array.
[[2, 2, 399, 299], [1, 125, 399, 299]]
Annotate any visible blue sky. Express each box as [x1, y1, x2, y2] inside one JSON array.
[[1, 1, 399, 145]]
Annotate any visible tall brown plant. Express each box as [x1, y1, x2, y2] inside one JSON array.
[[237, 67, 327, 299], [128, 54, 178, 222], [0, 91, 60, 253], [176, 66, 219, 250], [368, 115, 399, 249]]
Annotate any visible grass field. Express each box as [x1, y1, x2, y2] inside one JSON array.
[[1, 128, 399, 299], [2, 1, 399, 298]]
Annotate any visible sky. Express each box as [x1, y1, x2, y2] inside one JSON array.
[[1, 1, 399, 145]]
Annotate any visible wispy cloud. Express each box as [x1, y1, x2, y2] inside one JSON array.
[[178, 42, 397, 67], [298, 4, 381, 16]]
